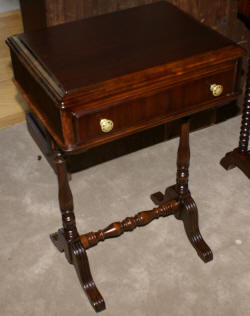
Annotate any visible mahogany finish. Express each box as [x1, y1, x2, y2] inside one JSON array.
[[19, 0, 245, 161], [16, 3, 236, 91], [7, 1, 246, 312], [80, 200, 179, 249], [151, 119, 213, 263], [50, 151, 105, 311], [6, 10, 244, 153]]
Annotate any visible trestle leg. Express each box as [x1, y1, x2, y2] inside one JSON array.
[[151, 118, 213, 263], [50, 151, 105, 312]]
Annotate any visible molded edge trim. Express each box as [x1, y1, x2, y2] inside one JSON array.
[[6, 35, 66, 105]]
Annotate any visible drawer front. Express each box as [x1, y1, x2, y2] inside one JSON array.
[[73, 67, 236, 145]]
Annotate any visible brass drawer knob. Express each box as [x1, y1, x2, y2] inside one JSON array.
[[100, 119, 114, 133], [210, 84, 223, 97]]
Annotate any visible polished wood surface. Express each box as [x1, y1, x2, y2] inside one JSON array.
[[80, 200, 179, 249], [73, 63, 236, 146], [50, 151, 105, 311], [18, 2, 234, 91], [7, 1, 246, 312], [151, 119, 213, 263], [6, 2, 246, 153], [18, 0, 247, 149]]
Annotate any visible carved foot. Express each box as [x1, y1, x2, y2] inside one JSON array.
[[71, 241, 105, 312], [151, 186, 213, 263], [220, 151, 236, 170], [150, 191, 165, 205], [50, 230, 105, 312], [50, 228, 72, 263], [50, 231, 64, 253], [151, 185, 178, 206], [220, 148, 250, 179], [180, 195, 213, 263]]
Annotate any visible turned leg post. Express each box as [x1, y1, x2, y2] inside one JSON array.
[[151, 117, 213, 263], [220, 56, 250, 178], [175, 118, 213, 262], [239, 56, 250, 153], [50, 151, 105, 312], [176, 117, 190, 197], [55, 152, 78, 241], [50, 151, 78, 263]]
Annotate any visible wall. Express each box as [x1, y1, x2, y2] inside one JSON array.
[[0, 0, 19, 13]]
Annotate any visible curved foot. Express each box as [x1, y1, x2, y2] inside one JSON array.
[[220, 151, 236, 170], [165, 185, 179, 201], [181, 196, 213, 263], [50, 230, 105, 312], [151, 186, 212, 263], [151, 191, 165, 205], [50, 231, 64, 253], [220, 148, 250, 179], [50, 229, 72, 263], [71, 241, 106, 312], [151, 185, 178, 206]]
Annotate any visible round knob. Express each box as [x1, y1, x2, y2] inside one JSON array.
[[210, 84, 223, 97], [100, 119, 114, 133]]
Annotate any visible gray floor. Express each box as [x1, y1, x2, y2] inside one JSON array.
[[0, 117, 249, 316]]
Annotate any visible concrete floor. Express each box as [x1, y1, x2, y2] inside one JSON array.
[[0, 117, 249, 316]]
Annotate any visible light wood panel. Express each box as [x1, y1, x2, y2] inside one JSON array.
[[0, 10, 26, 130]]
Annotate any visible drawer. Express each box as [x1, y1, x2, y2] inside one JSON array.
[[72, 66, 236, 145]]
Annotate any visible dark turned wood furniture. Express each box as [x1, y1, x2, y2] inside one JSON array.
[[220, 0, 250, 179], [19, 0, 244, 154], [7, 2, 246, 312]]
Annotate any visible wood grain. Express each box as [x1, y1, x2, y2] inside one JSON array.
[[3, 1, 249, 131], [7, 2, 245, 152], [19, 0, 248, 42], [80, 199, 179, 249]]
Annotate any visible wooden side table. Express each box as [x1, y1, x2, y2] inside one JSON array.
[[6, 2, 246, 312]]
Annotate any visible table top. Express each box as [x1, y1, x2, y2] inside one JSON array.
[[6, 1, 246, 153], [16, 1, 235, 92]]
